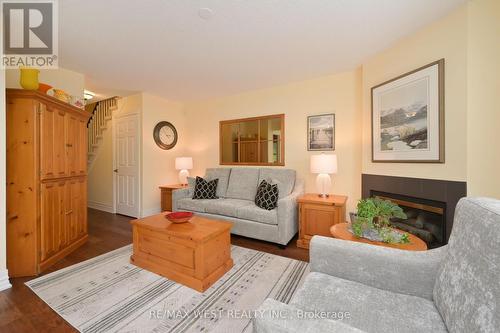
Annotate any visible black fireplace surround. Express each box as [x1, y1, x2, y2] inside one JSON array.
[[362, 174, 467, 245]]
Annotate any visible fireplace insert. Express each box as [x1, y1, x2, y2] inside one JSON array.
[[371, 190, 446, 248]]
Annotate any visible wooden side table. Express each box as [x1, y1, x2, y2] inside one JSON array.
[[296, 193, 348, 249], [159, 184, 187, 212]]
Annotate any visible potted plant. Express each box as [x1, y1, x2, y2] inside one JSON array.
[[351, 198, 410, 244]]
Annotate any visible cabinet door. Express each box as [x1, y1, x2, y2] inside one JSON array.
[[65, 113, 79, 175], [77, 118, 87, 175], [301, 203, 340, 238], [65, 179, 78, 244], [75, 178, 87, 237], [63, 178, 87, 244], [40, 104, 54, 179], [40, 181, 66, 261], [54, 110, 67, 177], [40, 106, 66, 179]]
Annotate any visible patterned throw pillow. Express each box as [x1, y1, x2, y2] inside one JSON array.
[[255, 180, 279, 210], [192, 176, 219, 199]]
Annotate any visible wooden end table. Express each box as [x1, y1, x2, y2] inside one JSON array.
[[130, 213, 233, 292], [296, 193, 348, 249], [330, 223, 428, 251], [159, 184, 187, 212]]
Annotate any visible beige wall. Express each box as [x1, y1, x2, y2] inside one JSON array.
[[141, 93, 187, 216], [6, 67, 85, 100], [184, 69, 363, 213], [466, 0, 500, 198], [87, 93, 187, 216], [87, 120, 114, 211], [361, 6, 468, 182]]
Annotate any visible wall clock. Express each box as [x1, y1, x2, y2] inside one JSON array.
[[153, 121, 178, 150]]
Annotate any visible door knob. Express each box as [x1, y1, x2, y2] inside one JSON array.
[[114, 169, 118, 173]]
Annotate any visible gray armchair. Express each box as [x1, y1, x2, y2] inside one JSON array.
[[254, 197, 500, 332]]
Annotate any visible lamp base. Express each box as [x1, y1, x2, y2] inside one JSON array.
[[316, 173, 332, 198], [178, 169, 189, 185]]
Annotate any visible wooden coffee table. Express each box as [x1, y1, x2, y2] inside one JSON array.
[[330, 222, 427, 251], [130, 213, 233, 292]]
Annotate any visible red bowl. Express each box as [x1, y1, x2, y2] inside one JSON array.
[[165, 211, 193, 223]]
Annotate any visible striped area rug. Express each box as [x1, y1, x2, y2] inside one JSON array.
[[26, 245, 309, 333]]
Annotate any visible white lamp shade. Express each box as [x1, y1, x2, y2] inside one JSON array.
[[175, 157, 193, 170], [310, 154, 337, 174]]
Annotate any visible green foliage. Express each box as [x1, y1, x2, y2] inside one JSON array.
[[356, 197, 407, 222], [352, 197, 410, 244], [351, 216, 372, 237], [378, 227, 395, 243], [356, 199, 378, 221], [399, 233, 410, 244]]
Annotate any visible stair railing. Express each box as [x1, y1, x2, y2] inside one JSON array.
[[87, 97, 118, 156]]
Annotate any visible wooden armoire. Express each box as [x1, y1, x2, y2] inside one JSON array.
[[6, 89, 91, 277]]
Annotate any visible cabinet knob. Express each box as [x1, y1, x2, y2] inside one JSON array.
[[113, 169, 118, 173]]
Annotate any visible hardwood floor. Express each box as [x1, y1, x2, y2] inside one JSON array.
[[0, 208, 308, 332]]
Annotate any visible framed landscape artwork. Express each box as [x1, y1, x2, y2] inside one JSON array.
[[308, 113, 335, 151], [371, 59, 444, 163]]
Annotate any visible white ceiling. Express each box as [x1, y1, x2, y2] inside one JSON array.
[[60, 0, 465, 101]]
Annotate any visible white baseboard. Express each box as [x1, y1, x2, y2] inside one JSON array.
[[87, 200, 115, 213], [0, 269, 12, 292], [141, 207, 161, 218]]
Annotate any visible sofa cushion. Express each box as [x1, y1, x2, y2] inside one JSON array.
[[258, 169, 296, 199], [176, 198, 214, 213], [204, 199, 253, 218], [225, 168, 260, 201], [433, 197, 500, 333], [291, 272, 447, 333], [205, 168, 231, 198], [237, 205, 278, 225], [186, 176, 196, 196]]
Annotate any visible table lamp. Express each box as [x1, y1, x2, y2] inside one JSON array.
[[310, 153, 337, 198], [175, 157, 193, 185]]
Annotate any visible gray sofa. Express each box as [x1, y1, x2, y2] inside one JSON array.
[[254, 197, 500, 332], [172, 168, 304, 246]]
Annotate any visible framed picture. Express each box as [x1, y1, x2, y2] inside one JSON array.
[[371, 59, 444, 163], [308, 113, 335, 151]]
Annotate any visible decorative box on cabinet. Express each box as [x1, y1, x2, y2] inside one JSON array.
[[296, 193, 348, 249], [6, 89, 91, 277]]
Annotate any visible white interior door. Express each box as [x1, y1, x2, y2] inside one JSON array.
[[114, 114, 140, 217]]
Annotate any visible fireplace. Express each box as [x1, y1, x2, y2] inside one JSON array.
[[362, 174, 467, 247], [372, 191, 445, 248]]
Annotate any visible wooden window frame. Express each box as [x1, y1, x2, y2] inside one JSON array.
[[219, 114, 285, 166]]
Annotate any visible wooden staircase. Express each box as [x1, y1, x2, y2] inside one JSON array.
[[87, 97, 118, 170]]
